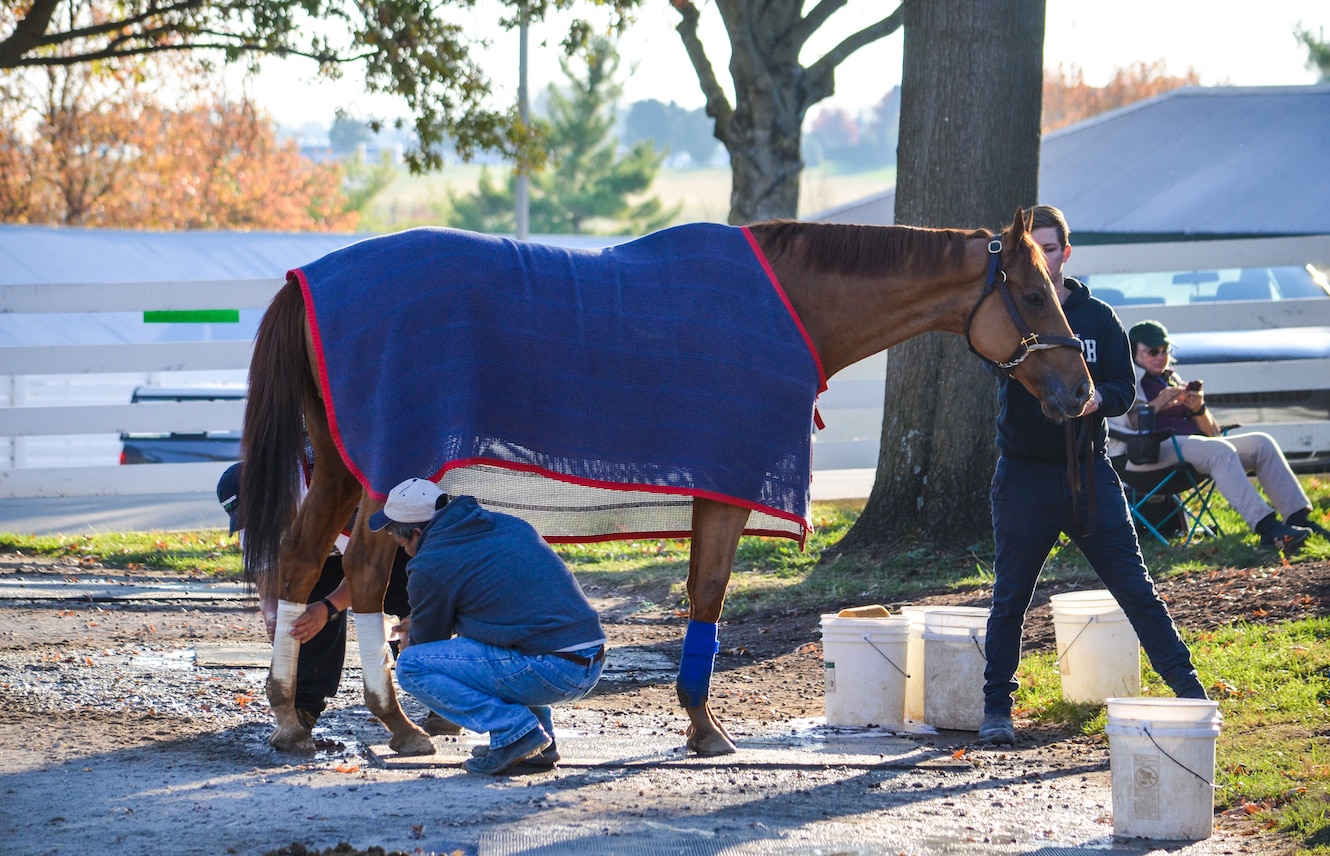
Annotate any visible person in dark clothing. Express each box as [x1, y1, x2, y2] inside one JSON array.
[[370, 477, 606, 775], [216, 462, 421, 731], [979, 206, 1207, 746]]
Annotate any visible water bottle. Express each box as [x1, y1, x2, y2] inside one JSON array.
[[1137, 404, 1155, 433]]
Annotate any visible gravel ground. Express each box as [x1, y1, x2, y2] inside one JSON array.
[[2, 554, 1319, 856]]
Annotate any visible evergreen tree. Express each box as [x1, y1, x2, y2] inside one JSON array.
[[448, 37, 679, 236]]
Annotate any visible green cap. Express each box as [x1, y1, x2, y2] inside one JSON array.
[[1128, 320, 1171, 350]]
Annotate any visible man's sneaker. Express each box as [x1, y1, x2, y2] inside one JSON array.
[[977, 712, 1015, 745], [1287, 510, 1330, 541], [463, 728, 551, 776], [1259, 521, 1311, 555], [471, 739, 560, 770], [421, 711, 462, 736]]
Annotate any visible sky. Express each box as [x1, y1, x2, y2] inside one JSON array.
[[234, 0, 1328, 130]]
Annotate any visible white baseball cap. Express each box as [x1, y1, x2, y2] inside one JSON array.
[[368, 478, 446, 531]]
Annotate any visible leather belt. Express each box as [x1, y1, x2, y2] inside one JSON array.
[[547, 646, 606, 666]]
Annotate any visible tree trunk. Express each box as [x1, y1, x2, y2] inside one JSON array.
[[669, 1, 905, 223], [836, 0, 1046, 554]]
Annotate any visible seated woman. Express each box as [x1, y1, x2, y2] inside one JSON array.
[[1124, 320, 1328, 553]]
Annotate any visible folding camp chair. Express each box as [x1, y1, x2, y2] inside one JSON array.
[[1108, 426, 1223, 547]]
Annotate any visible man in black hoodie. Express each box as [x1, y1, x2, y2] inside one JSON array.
[[979, 206, 1207, 745]]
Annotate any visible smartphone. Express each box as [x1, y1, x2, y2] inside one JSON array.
[[1186, 380, 1203, 391]]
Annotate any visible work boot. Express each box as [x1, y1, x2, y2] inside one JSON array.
[[463, 727, 551, 776], [1286, 509, 1330, 541], [1255, 514, 1310, 555], [977, 712, 1015, 745], [295, 708, 320, 731], [471, 739, 561, 770]]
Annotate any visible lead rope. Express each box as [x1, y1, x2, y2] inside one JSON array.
[[1066, 418, 1096, 537]]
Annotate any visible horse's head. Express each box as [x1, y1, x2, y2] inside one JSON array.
[[965, 209, 1092, 420]]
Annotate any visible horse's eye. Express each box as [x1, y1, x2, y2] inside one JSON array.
[[1022, 292, 1045, 309]]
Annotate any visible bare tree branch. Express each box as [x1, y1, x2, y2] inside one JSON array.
[[803, 6, 904, 105], [669, 0, 734, 145]]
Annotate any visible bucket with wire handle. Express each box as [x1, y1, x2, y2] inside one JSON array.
[[1049, 589, 1140, 703], [921, 606, 990, 731], [819, 612, 910, 727], [1106, 697, 1222, 840]]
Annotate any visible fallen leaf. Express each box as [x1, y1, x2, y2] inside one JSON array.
[[334, 763, 360, 773], [952, 748, 967, 760]]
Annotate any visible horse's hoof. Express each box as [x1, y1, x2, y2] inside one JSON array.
[[685, 725, 737, 756], [269, 726, 315, 755], [389, 727, 437, 756]]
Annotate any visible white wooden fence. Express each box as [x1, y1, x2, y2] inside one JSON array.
[[0, 278, 279, 497], [3, 235, 1328, 499]]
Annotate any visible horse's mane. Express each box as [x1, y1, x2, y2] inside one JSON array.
[[749, 219, 989, 279]]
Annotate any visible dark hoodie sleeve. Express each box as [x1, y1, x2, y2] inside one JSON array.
[[1090, 305, 1136, 418]]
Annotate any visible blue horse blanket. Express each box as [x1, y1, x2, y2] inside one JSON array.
[[292, 223, 826, 544]]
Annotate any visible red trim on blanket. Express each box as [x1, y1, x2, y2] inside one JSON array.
[[291, 268, 375, 491], [422, 456, 809, 549], [741, 226, 828, 395]]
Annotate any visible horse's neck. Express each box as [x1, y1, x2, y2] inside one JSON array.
[[783, 247, 985, 378]]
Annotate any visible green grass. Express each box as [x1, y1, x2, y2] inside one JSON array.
[[0, 530, 241, 577]]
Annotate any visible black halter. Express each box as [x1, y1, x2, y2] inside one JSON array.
[[964, 237, 1083, 376]]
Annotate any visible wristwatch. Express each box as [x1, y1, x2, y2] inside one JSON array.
[[320, 597, 340, 622]]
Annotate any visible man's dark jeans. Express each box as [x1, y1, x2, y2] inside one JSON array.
[[984, 455, 1202, 715]]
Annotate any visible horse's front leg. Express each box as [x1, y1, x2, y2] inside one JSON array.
[[342, 518, 434, 756], [680, 498, 750, 756], [266, 542, 335, 749]]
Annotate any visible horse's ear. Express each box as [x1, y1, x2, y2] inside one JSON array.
[[1010, 208, 1029, 241]]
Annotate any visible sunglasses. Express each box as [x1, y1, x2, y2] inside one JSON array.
[[1144, 346, 1171, 357]]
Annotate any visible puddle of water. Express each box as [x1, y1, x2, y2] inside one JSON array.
[[129, 648, 196, 670]]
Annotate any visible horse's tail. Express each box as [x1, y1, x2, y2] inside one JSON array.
[[240, 275, 318, 593]]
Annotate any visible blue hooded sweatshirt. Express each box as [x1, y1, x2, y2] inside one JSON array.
[[405, 496, 604, 653]]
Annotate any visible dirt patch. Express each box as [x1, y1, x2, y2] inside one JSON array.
[[1, 553, 1322, 856]]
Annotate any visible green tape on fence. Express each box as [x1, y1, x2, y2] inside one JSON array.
[[144, 310, 240, 323]]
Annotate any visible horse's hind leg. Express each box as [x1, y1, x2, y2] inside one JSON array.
[[267, 468, 360, 753], [680, 497, 750, 756], [341, 507, 434, 756]]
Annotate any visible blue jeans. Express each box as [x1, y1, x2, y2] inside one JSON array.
[[985, 455, 1202, 714], [395, 637, 603, 748]]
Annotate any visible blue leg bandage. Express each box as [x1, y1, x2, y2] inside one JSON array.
[[677, 620, 719, 707]]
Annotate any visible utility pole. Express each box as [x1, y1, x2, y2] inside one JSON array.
[[515, 2, 530, 240]]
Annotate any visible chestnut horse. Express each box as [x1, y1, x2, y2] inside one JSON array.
[[239, 210, 1092, 756]]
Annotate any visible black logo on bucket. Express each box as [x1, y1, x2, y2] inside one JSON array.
[[1133, 752, 1160, 820]]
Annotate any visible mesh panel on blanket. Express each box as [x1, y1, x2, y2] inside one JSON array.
[[439, 465, 805, 542], [296, 223, 823, 544]]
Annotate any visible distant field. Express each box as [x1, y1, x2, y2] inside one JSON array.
[[363, 163, 896, 231]]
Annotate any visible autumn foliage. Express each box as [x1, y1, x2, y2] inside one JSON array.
[[1042, 60, 1202, 134], [0, 64, 358, 231]]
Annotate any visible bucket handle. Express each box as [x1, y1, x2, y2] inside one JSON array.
[[1142, 724, 1219, 790], [1053, 614, 1099, 665], [860, 633, 908, 678]]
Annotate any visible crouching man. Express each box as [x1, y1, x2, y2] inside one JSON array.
[[369, 478, 606, 775]]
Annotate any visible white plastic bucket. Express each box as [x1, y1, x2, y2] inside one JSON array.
[[1106, 697, 1221, 840], [921, 607, 989, 731], [820, 613, 911, 727], [898, 606, 933, 722], [1049, 589, 1141, 703]]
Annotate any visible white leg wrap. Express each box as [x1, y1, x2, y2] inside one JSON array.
[[353, 611, 393, 702], [271, 600, 305, 685]]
